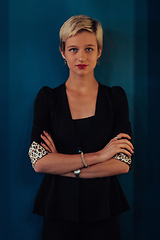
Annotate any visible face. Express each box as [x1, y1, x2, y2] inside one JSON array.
[[61, 31, 102, 77]]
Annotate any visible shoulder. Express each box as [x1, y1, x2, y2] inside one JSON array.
[[111, 86, 126, 96], [99, 83, 126, 101], [34, 83, 65, 111], [99, 83, 125, 94], [37, 86, 52, 97], [36, 83, 65, 101]]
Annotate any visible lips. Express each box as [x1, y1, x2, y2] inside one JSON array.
[[76, 64, 88, 69]]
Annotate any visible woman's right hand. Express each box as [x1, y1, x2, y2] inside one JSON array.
[[40, 130, 57, 153], [99, 133, 134, 162]]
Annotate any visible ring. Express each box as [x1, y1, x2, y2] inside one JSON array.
[[116, 136, 119, 140]]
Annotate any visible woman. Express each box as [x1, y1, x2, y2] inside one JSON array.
[[29, 15, 134, 240]]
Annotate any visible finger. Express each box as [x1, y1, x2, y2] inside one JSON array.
[[118, 148, 133, 156], [123, 146, 134, 155], [42, 131, 57, 152], [114, 134, 134, 150], [112, 137, 134, 150], [111, 139, 134, 154], [41, 142, 52, 153], [43, 131, 55, 145], [115, 136, 119, 140], [119, 139, 134, 150], [118, 142, 134, 154], [41, 133, 56, 153], [116, 133, 131, 140]]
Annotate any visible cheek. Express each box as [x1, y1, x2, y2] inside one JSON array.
[[66, 58, 74, 68], [91, 58, 98, 69], [91, 54, 98, 64]]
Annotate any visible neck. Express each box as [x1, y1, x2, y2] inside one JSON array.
[[66, 71, 98, 92]]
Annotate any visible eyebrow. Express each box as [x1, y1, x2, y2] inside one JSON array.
[[85, 44, 95, 47], [67, 45, 77, 49], [67, 44, 96, 49]]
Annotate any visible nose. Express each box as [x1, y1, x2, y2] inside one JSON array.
[[78, 50, 86, 62]]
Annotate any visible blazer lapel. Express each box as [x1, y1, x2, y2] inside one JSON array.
[[52, 83, 82, 154], [82, 83, 114, 153]]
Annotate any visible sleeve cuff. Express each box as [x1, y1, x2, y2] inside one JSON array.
[[114, 152, 132, 170], [28, 141, 50, 168]]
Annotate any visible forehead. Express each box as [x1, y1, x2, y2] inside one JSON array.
[[65, 31, 97, 47]]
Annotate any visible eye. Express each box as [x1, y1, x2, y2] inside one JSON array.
[[86, 47, 93, 52], [69, 48, 77, 52]]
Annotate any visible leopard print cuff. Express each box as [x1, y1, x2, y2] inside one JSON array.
[[114, 153, 132, 169], [28, 141, 50, 168]]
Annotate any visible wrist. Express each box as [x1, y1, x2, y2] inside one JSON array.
[[89, 151, 102, 165], [79, 151, 102, 168], [97, 149, 105, 163]]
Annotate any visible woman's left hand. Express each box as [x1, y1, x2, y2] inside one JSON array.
[[40, 130, 57, 153], [99, 133, 134, 162]]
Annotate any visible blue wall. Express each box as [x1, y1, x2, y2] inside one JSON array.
[[133, 0, 160, 239], [0, 0, 159, 239]]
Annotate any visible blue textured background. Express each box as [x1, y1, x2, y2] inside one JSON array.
[[0, 0, 160, 239]]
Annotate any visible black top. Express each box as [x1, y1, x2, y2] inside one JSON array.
[[30, 83, 132, 222], [73, 116, 95, 145]]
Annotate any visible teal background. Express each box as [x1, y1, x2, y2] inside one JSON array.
[[0, 0, 160, 239]]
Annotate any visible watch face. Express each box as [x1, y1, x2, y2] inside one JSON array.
[[74, 169, 80, 174], [74, 169, 81, 178]]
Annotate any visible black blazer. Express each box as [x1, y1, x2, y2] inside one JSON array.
[[30, 83, 132, 221]]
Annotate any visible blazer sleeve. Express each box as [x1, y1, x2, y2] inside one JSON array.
[[111, 86, 132, 138], [28, 87, 52, 167], [111, 86, 133, 170]]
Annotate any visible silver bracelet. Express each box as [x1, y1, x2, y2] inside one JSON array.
[[81, 151, 88, 168]]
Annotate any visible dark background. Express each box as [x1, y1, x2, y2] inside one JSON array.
[[0, 0, 160, 239]]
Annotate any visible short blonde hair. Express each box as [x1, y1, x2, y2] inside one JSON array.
[[59, 15, 103, 53]]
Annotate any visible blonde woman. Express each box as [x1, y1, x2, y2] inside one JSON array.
[[29, 15, 134, 240]]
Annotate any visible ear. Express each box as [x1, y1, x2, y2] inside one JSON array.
[[97, 47, 102, 59], [60, 49, 65, 59]]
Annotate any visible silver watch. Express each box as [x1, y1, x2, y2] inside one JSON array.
[[74, 169, 81, 178]]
